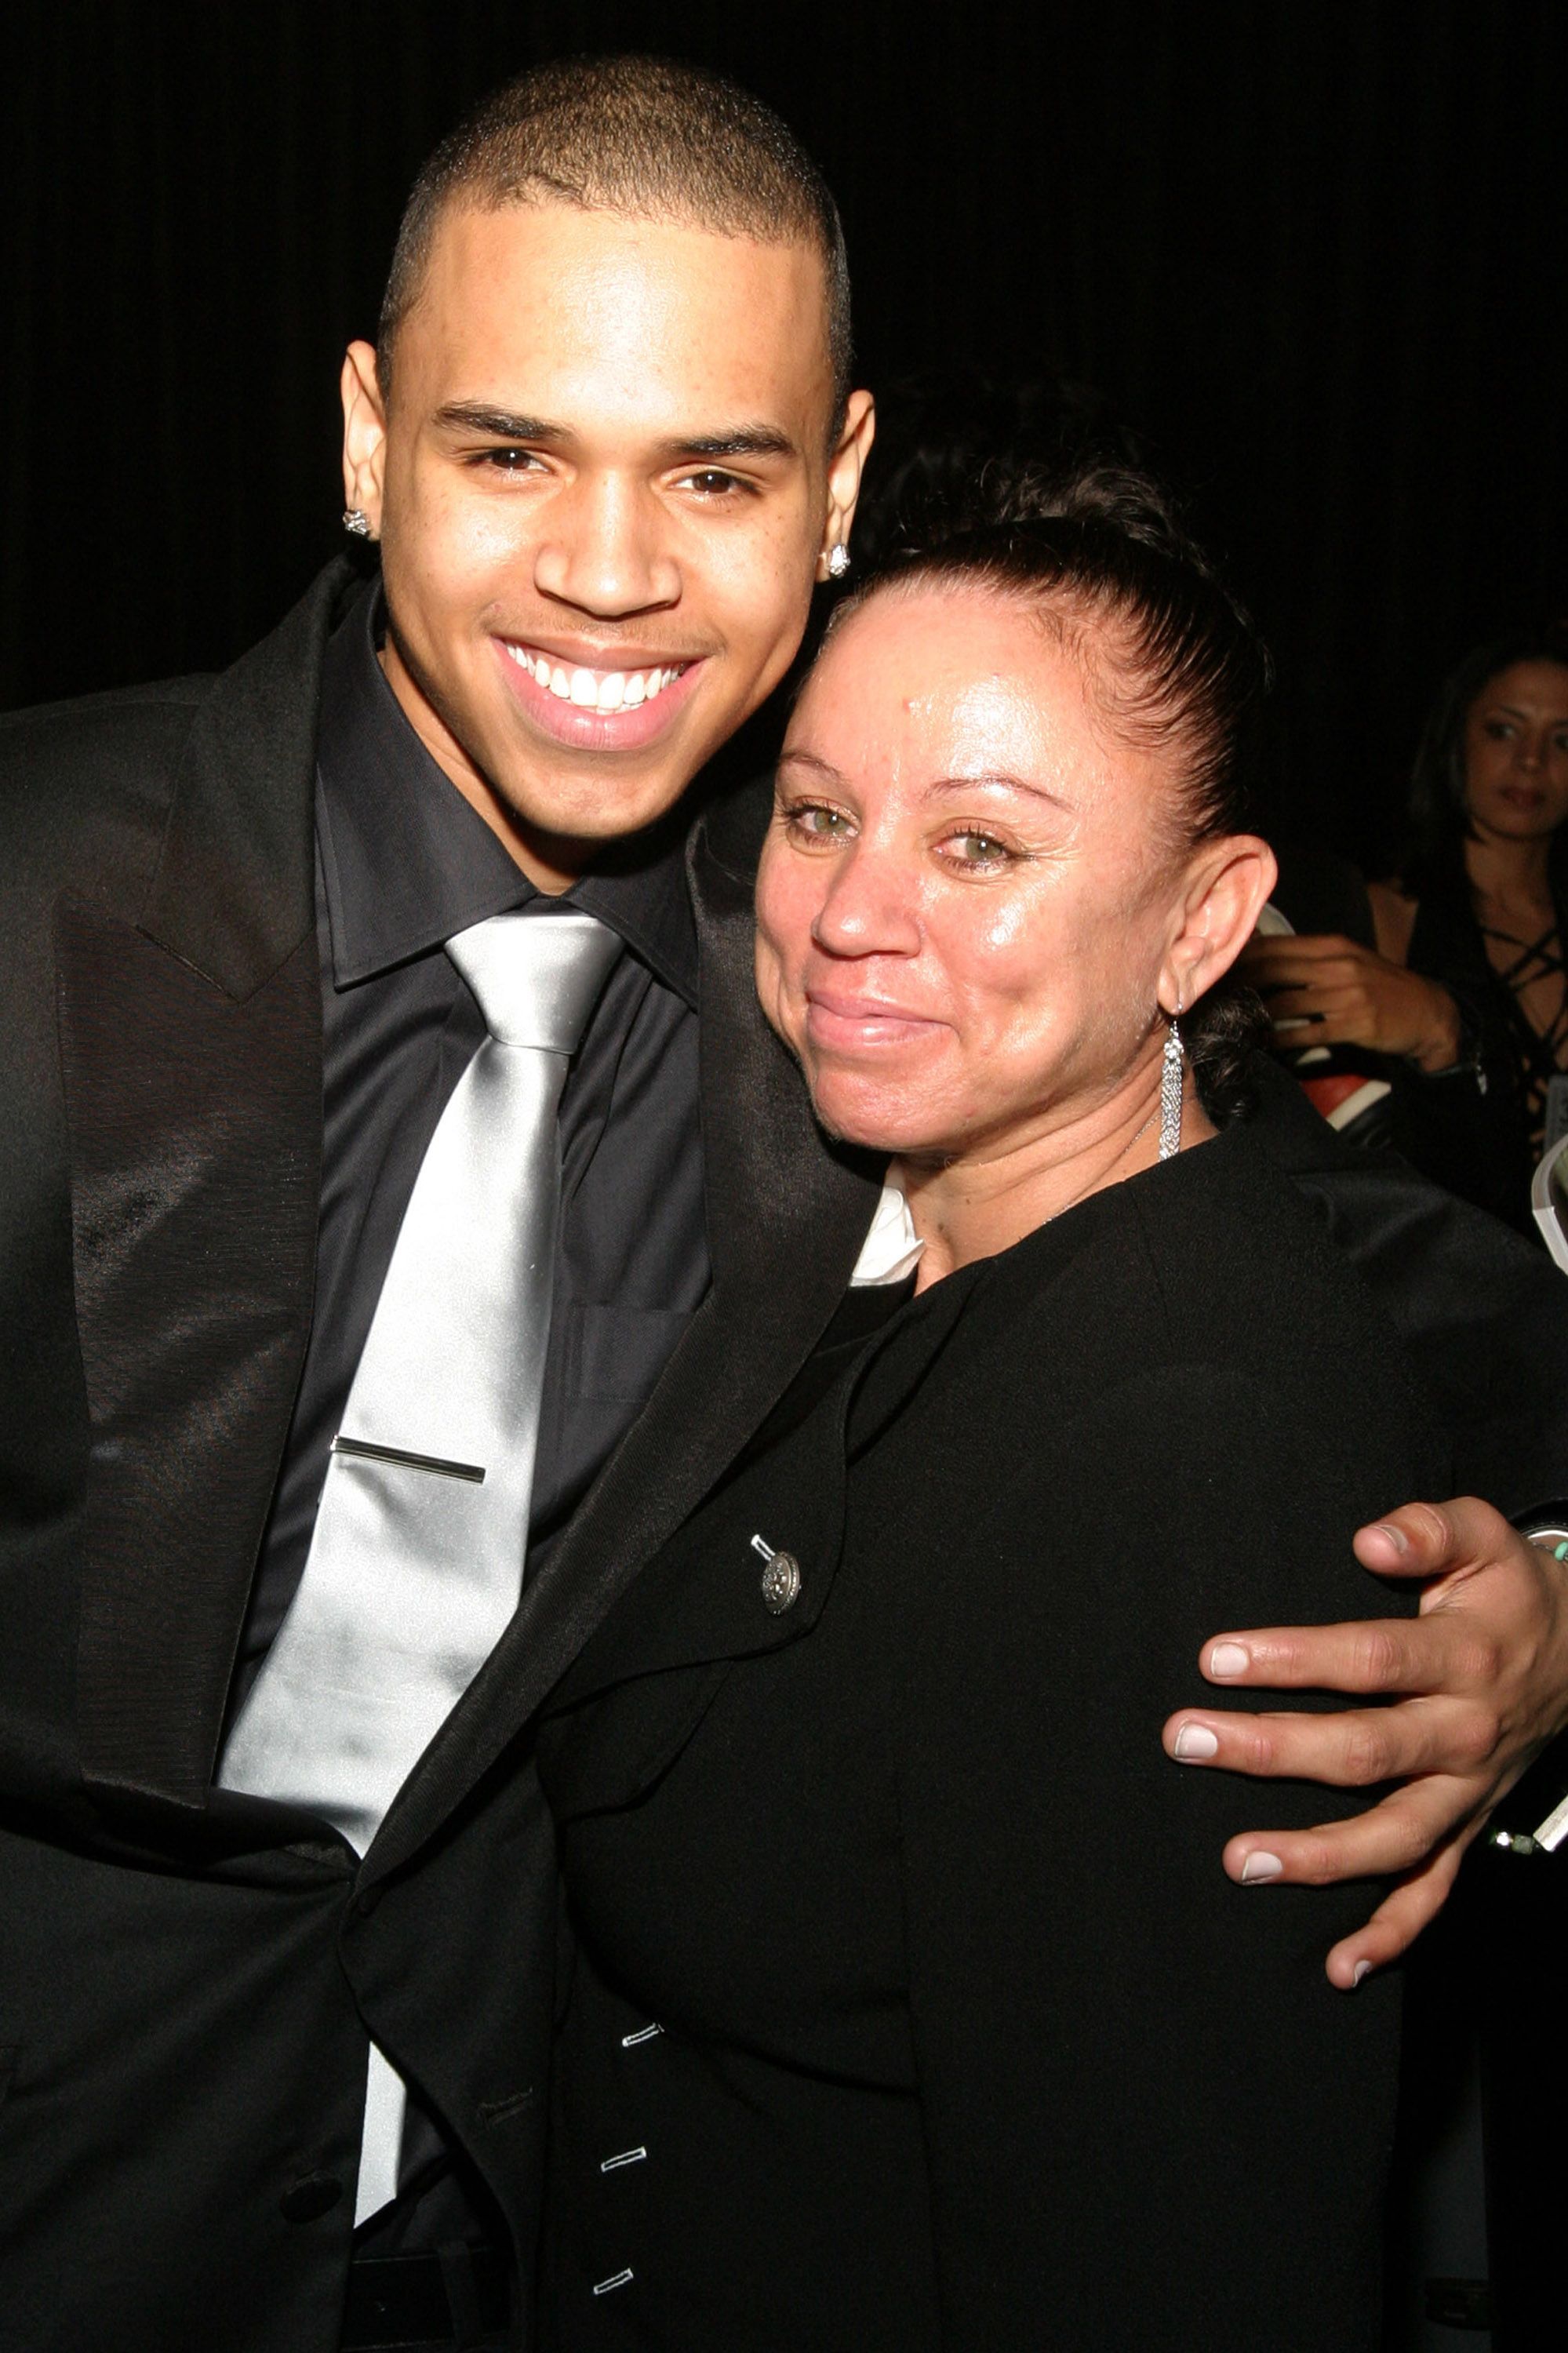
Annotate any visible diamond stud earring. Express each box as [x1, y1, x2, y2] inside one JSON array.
[[342, 508, 373, 539], [826, 543, 851, 580]]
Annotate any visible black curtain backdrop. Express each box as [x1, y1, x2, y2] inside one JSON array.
[[4, 0, 1565, 872]]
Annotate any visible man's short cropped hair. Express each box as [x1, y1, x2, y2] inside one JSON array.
[[378, 54, 853, 430]]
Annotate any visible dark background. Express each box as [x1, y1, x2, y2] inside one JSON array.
[[4, 0, 1565, 872]]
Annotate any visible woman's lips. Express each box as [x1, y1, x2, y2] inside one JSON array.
[[494, 636, 706, 751], [1498, 784, 1545, 813], [804, 987, 945, 1051]]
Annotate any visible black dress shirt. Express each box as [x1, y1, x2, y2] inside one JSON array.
[[232, 583, 708, 2251]]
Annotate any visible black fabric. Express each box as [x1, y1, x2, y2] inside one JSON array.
[[235, 587, 706, 1705], [1240, 1053, 1568, 1517], [0, 569, 880, 2353], [537, 1121, 1446, 2351], [230, 588, 705, 2254], [340, 2246, 510, 2348], [3, 575, 1568, 2351]]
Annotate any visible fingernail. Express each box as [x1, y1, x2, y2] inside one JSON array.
[[1352, 1960, 1372, 1986], [1209, 1642, 1250, 1678], [1370, 1522, 1409, 1555], [1173, 1723, 1220, 1761], [1240, 1851, 1284, 1884]]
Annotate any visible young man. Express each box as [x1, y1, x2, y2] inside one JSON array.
[[1, 56, 1565, 2353]]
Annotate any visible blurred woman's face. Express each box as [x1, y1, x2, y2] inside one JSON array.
[[755, 581, 1199, 1162], [1463, 660, 1568, 845]]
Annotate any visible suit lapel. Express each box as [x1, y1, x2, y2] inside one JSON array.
[[64, 562, 354, 1809], [364, 780, 884, 1882]]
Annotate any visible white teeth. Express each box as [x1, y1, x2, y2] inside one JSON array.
[[504, 644, 685, 712]]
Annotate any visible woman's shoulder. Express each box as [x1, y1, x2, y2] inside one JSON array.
[[998, 1119, 1430, 1432]]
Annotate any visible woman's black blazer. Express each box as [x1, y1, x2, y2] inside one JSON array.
[[537, 1118, 1449, 2352]]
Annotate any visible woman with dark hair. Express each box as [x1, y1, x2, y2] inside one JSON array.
[[535, 475, 1443, 2351], [1243, 627, 1568, 1228]]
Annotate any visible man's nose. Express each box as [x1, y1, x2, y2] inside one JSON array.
[[813, 842, 923, 958], [533, 475, 680, 616]]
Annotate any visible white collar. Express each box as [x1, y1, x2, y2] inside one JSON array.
[[848, 1180, 926, 1287]]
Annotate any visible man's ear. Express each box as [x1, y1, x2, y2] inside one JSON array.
[[1161, 835, 1279, 1013], [818, 389, 876, 581], [340, 340, 389, 535]]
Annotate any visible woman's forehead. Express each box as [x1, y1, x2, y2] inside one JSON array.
[[1472, 658, 1568, 719], [788, 581, 1129, 791]]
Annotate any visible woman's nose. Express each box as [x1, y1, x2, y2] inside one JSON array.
[[533, 476, 681, 616], [812, 845, 923, 959]]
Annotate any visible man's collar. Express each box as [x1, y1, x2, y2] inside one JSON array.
[[315, 584, 699, 1008]]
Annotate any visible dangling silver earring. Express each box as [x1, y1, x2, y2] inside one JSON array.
[[342, 507, 373, 539], [826, 543, 851, 580], [1159, 1009, 1184, 1162]]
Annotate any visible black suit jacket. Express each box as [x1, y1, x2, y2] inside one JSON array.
[[0, 562, 880, 2353], [536, 1125, 1448, 2351], [1, 562, 1565, 2351]]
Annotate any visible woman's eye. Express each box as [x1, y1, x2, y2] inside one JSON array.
[[942, 830, 1014, 871], [784, 802, 853, 845], [1483, 719, 1515, 740]]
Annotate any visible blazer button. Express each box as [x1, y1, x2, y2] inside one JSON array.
[[279, 2171, 344, 2223], [760, 1551, 802, 1613]]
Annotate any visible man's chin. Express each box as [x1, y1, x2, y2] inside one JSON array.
[[486, 768, 699, 857]]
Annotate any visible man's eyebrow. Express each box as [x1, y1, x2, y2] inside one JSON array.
[[433, 402, 564, 440], [428, 405, 798, 464], [660, 427, 799, 463]]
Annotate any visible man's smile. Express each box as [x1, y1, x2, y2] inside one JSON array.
[[493, 634, 708, 748]]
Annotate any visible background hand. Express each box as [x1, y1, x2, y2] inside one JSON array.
[[1238, 931, 1462, 1072], [1161, 1498, 1568, 1986]]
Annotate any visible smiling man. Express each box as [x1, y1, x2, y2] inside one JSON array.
[[347, 172, 864, 878], [2, 52, 1567, 2353]]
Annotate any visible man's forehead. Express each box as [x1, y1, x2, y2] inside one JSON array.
[[402, 198, 833, 413]]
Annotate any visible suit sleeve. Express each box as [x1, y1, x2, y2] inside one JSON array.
[[895, 1363, 1410, 2353]]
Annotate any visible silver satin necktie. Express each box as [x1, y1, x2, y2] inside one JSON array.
[[220, 907, 620, 2220]]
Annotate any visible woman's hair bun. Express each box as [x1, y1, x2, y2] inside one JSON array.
[[864, 437, 1206, 578], [950, 457, 1200, 566]]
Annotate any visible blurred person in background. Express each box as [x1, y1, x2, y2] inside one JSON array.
[[1242, 626, 1568, 1232]]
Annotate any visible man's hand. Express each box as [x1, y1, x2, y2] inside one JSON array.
[[1238, 931, 1462, 1072], [1162, 1499, 1568, 1987]]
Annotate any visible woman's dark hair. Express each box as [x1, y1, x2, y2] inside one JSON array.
[[831, 457, 1273, 1121], [1402, 623, 1568, 905], [850, 369, 1149, 572]]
